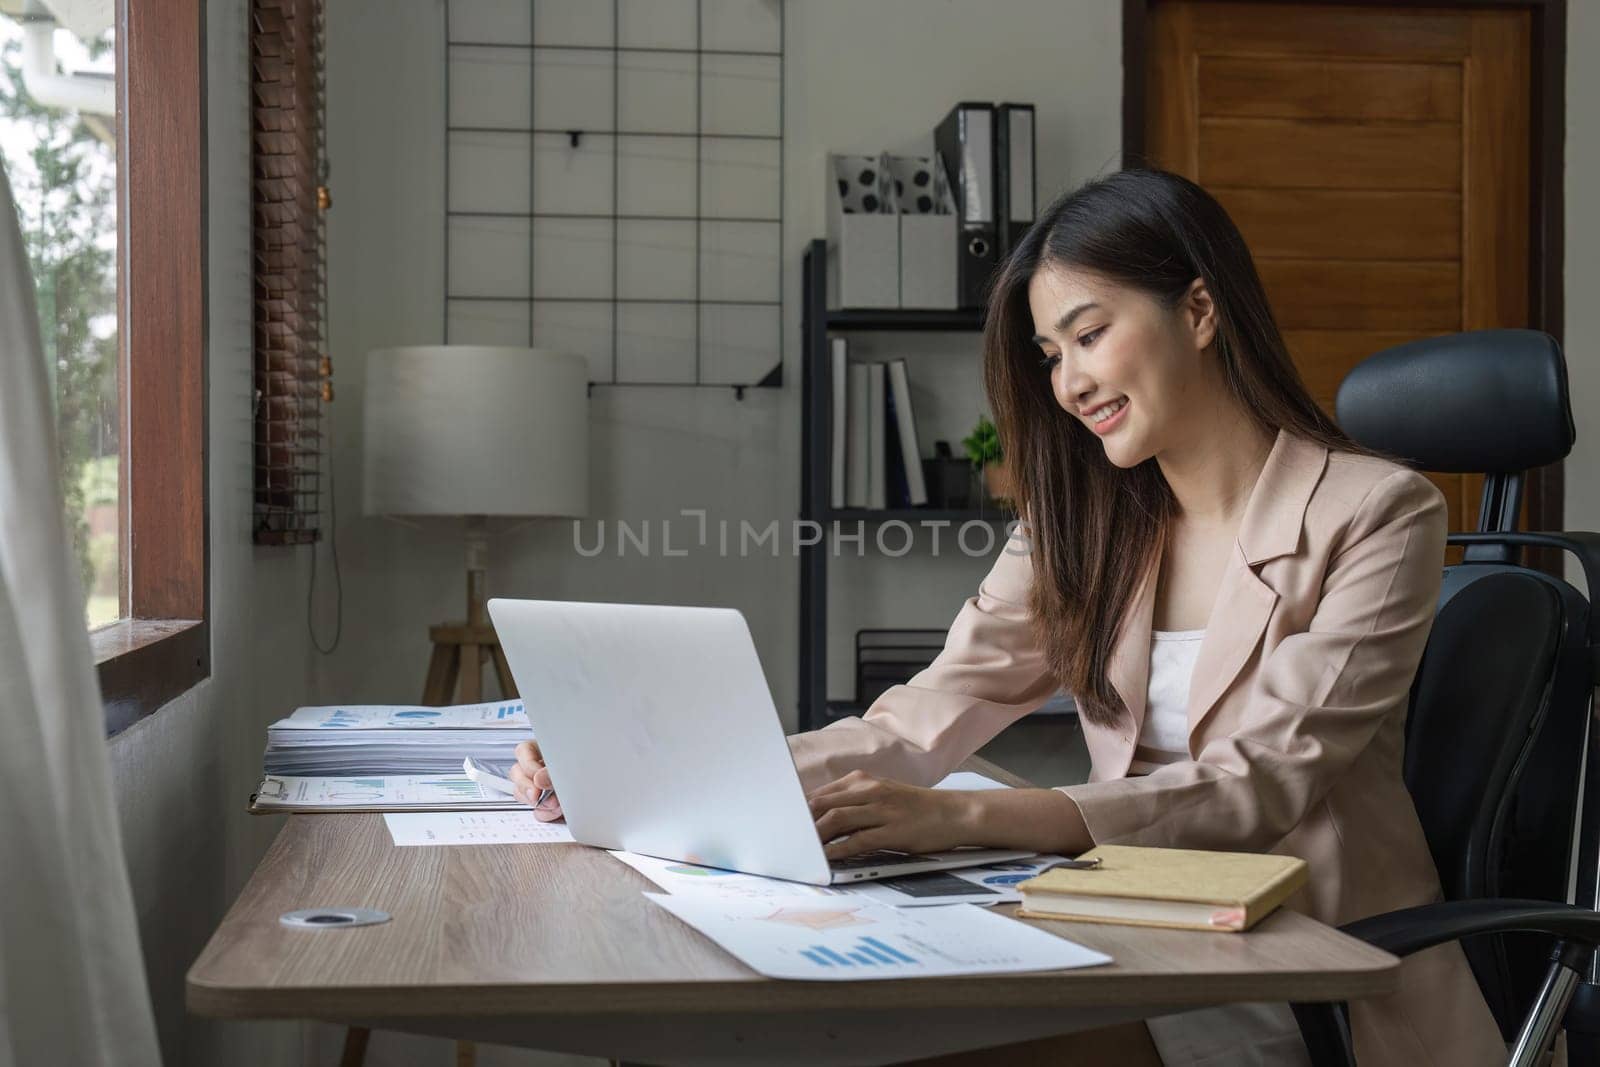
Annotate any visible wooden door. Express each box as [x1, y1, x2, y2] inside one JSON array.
[[1144, 1, 1531, 536]]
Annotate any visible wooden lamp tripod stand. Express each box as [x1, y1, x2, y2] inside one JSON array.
[[409, 519, 521, 1067], [420, 516, 518, 704]]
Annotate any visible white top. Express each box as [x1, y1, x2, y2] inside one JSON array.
[[1129, 628, 1205, 775], [1129, 628, 1315, 1066]]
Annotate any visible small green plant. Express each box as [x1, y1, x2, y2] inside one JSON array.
[[962, 415, 1002, 469]]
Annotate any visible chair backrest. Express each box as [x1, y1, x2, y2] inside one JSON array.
[[1337, 329, 1592, 1038], [1336, 329, 1574, 527], [1404, 573, 1562, 904], [1404, 568, 1572, 1032]]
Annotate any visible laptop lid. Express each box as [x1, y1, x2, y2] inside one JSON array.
[[487, 598, 834, 885]]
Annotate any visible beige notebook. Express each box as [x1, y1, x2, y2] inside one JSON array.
[[1016, 845, 1308, 932]]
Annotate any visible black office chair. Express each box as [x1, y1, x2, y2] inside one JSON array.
[[1288, 330, 1600, 1067]]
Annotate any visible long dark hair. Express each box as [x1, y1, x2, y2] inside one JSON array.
[[984, 168, 1360, 728]]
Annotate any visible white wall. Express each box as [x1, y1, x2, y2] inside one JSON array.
[[317, 0, 1122, 729], [104, 0, 314, 1062], [1565, 3, 1600, 543]]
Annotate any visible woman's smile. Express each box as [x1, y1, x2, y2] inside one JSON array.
[[1084, 396, 1130, 435]]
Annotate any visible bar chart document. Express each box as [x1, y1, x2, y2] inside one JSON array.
[[384, 810, 575, 846], [249, 774, 524, 812], [646, 894, 1110, 981]]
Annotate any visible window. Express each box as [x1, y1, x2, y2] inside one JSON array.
[[0, 0, 206, 731], [0, 17, 119, 628]]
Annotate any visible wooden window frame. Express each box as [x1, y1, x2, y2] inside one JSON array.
[[92, 0, 208, 735], [1121, 0, 1567, 572]]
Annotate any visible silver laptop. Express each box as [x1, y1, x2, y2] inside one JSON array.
[[487, 598, 1032, 886]]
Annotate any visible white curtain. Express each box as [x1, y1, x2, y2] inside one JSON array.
[[0, 163, 161, 1062]]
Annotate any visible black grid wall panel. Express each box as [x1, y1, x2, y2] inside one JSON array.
[[444, 0, 784, 392]]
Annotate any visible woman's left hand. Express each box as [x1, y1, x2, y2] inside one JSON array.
[[808, 770, 977, 859]]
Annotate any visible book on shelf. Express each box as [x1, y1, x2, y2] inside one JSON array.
[[830, 337, 848, 509], [1017, 845, 1308, 932], [846, 361, 870, 508], [834, 354, 930, 512], [886, 359, 929, 505], [885, 376, 909, 508], [866, 362, 887, 509]]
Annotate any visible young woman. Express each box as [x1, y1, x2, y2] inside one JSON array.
[[512, 169, 1504, 1065]]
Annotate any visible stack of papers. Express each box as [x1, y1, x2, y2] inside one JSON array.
[[262, 701, 530, 777]]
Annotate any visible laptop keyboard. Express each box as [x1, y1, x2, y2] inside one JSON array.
[[829, 848, 925, 871]]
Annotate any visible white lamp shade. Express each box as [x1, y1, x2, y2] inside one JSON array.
[[362, 346, 589, 518]]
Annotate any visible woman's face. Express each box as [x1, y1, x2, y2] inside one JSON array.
[[1026, 262, 1217, 469]]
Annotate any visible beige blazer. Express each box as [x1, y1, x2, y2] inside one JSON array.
[[788, 429, 1505, 1066]]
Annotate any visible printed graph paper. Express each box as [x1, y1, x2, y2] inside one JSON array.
[[445, 0, 784, 392]]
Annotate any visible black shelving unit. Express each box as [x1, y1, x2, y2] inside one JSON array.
[[798, 239, 1011, 730]]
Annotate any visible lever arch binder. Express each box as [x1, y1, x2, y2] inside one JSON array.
[[997, 102, 1036, 256], [934, 102, 998, 309]]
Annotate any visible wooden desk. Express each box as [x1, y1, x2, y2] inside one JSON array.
[[189, 760, 1397, 1065]]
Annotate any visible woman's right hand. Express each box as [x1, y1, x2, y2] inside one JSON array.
[[510, 740, 564, 822]]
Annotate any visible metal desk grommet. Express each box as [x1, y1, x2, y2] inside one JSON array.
[[280, 907, 391, 929]]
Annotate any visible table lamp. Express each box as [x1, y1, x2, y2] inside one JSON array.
[[363, 345, 589, 704]]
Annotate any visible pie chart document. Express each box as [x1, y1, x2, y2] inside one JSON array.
[[645, 893, 1111, 981]]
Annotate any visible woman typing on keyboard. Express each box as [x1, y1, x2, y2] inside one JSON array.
[[512, 169, 1502, 1067]]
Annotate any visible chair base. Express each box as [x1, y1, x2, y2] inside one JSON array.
[[1289, 1002, 1354, 1067]]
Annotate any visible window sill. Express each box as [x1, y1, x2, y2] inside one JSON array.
[[93, 619, 209, 736]]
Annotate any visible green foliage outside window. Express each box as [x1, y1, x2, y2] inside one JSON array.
[[0, 30, 119, 625]]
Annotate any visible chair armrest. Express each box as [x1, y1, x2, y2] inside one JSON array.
[[1298, 902, 1600, 1067], [1342, 898, 1600, 958], [1450, 531, 1600, 647]]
